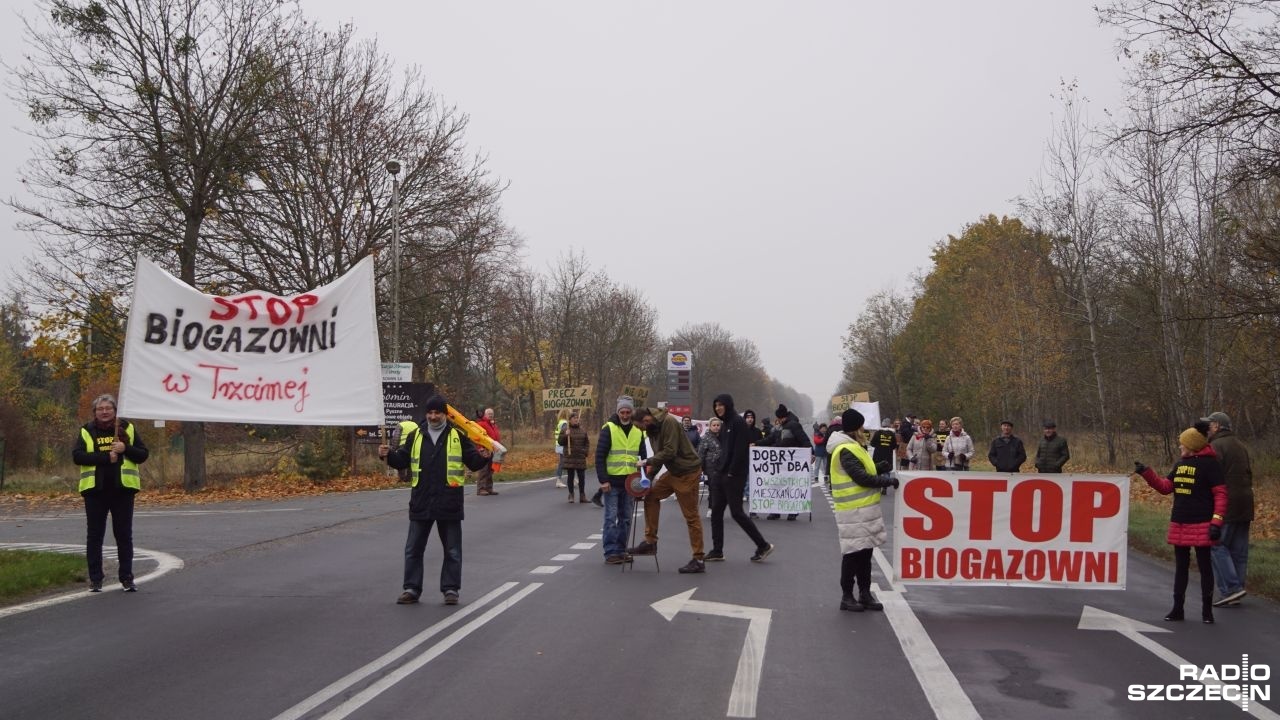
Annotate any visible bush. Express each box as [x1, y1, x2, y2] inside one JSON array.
[[295, 428, 348, 482]]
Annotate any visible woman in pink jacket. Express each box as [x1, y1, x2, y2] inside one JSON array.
[[1133, 425, 1227, 623]]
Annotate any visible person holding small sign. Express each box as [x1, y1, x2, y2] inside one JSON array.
[[828, 408, 898, 612]]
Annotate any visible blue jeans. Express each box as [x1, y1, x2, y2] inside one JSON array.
[[403, 519, 462, 596], [601, 485, 633, 558], [1211, 521, 1250, 595]]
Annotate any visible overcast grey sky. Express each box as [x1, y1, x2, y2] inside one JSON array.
[[0, 1, 1128, 412]]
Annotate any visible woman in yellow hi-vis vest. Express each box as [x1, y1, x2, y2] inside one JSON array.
[[72, 394, 149, 592], [827, 408, 898, 612]]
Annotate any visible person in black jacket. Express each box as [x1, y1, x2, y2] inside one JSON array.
[[709, 394, 774, 562], [381, 395, 491, 606], [987, 420, 1027, 472], [72, 393, 149, 592]]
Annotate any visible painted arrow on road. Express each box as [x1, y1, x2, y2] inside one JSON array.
[[1078, 605, 1278, 719], [652, 588, 771, 718]]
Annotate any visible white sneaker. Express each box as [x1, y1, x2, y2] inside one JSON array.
[[555, 479, 566, 488]]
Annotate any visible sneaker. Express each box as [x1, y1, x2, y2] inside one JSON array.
[[786, 514, 798, 521], [121, 581, 137, 592], [627, 540, 657, 556], [605, 554, 626, 565], [704, 550, 725, 562], [1213, 589, 1247, 607], [750, 543, 774, 562], [443, 591, 459, 606], [488, 490, 499, 495], [89, 580, 102, 593], [766, 514, 780, 520], [397, 591, 420, 605], [678, 559, 706, 574], [555, 479, 567, 488]]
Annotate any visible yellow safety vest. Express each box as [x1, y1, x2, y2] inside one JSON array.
[[829, 441, 881, 512], [604, 421, 643, 476], [79, 423, 140, 493], [555, 419, 568, 445], [408, 427, 465, 488], [397, 420, 419, 447]]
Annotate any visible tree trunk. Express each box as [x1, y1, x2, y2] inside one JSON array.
[[181, 211, 208, 492]]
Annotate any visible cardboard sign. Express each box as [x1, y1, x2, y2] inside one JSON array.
[[748, 447, 813, 514], [541, 385, 594, 412]]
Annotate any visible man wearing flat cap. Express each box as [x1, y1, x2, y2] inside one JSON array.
[[1204, 412, 1253, 607], [1035, 421, 1070, 474], [988, 420, 1026, 473]]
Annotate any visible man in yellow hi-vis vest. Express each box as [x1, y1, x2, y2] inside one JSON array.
[[72, 393, 149, 592], [380, 394, 491, 606], [828, 408, 898, 613]]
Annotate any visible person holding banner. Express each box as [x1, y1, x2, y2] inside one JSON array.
[[380, 395, 492, 606], [631, 406, 706, 573], [757, 404, 810, 520], [1133, 425, 1227, 624], [73, 394, 149, 592], [828, 408, 898, 612]]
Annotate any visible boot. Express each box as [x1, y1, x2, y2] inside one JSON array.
[[1164, 594, 1185, 622], [1202, 592, 1215, 624], [839, 595, 863, 612], [859, 591, 884, 611], [568, 491, 574, 503], [580, 493, 588, 503]]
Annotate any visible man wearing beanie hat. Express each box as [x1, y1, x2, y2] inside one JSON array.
[[594, 396, 647, 564], [1203, 412, 1254, 607], [380, 395, 492, 606], [827, 407, 897, 612], [757, 403, 811, 519], [1133, 424, 1227, 623]]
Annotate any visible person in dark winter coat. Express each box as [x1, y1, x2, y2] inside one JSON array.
[[381, 395, 492, 606], [829, 408, 898, 612], [682, 415, 701, 450], [1034, 421, 1070, 473], [1203, 412, 1253, 607], [72, 393, 149, 592], [558, 411, 591, 503], [757, 404, 811, 519], [988, 420, 1026, 472], [1134, 425, 1227, 623], [709, 394, 774, 562]]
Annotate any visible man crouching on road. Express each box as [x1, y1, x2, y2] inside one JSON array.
[[380, 394, 491, 606], [629, 406, 706, 574]]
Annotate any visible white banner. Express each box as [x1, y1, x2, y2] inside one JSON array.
[[748, 447, 813, 514], [893, 471, 1129, 589], [118, 255, 383, 424]]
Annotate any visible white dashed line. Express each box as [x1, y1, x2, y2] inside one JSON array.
[[570, 542, 596, 550], [530, 566, 561, 574], [551, 554, 579, 561]]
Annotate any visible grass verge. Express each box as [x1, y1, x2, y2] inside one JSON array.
[[1127, 503, 1277, 602], [0, 550, 86, 603]]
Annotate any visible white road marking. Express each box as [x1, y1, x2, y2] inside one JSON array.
[[272, 582, 522, 720], [0, 543, 184, 620], [878, 580, 981, 720], [1079, 606, 1279, 719], [652, 588, 772, 718], [530, 566, 561, 574], [570, 542, 596, 550], [317, 583, 543, 720], [551, 554, 579, 561], [874, 546, 903, 594], [587, 534, 602, 539]]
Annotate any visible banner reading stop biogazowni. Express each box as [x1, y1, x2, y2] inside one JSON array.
[[118, 255, 383, 425], [892, 471, 1129, 590]]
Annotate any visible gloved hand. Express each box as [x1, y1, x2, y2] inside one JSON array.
[[1209, 525, 1222, 542], [947, 452, 955, 461], [890, 476, 900, 489], [1134, 461, 1147, 475], [875, 460, 891, 474], [958, 454, 967, 464]]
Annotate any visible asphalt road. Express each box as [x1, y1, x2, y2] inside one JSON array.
[[1, 474, 1277, 720]]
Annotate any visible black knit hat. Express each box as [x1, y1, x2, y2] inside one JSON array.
[[775, 404, 789, 419], [841, 408, 864, 431], [424, 395, 448, 414]]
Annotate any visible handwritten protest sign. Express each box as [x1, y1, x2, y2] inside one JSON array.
[[541, 385, 594, 412], [118, 255, 383, 424], [748, 447, 813, 514]]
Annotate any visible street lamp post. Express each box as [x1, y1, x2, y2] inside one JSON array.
[[385, 159, 403, 363]]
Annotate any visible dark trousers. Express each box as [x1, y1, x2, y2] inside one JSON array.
[[709, 474, 766, 553], [565, 468, 586, 495], [1172, 545, 1213, 610], [840, 548, 874, 598], [403, 519, 462, 595], [84, 489, 136, 583]]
